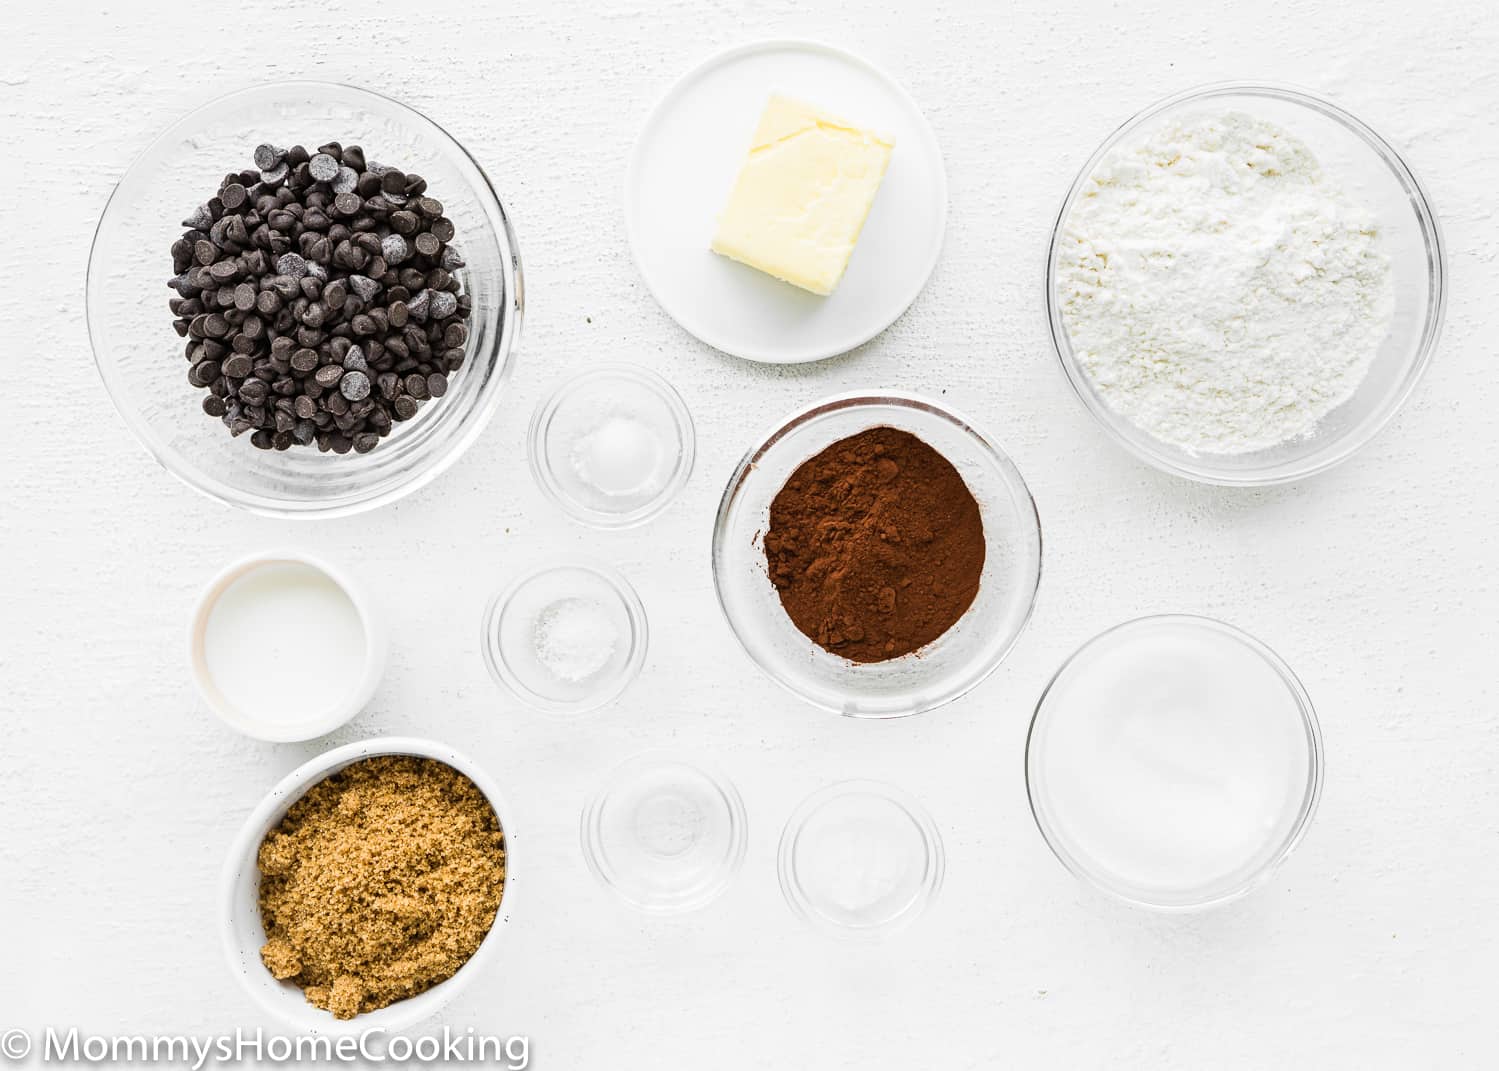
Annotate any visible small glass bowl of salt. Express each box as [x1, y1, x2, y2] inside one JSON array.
[[528, 363, 695, 528], [482, 560, 648, 714]]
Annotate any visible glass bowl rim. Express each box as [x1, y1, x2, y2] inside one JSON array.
[[776, 777, 946, 937], [86, 78, 524, 519], [1044, 79, 1447, 487], [526, 361, 697, 529], [480, 557, 649, 716], [578, 750, 748, 914], [1024, 612, 1326, 912], [711, 389, 1044, 719]]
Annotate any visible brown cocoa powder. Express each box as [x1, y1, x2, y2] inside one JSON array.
[[256, 756, 506, 1020], [763, 426, 986, 662]]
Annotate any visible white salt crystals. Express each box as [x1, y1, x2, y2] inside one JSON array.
[[532, 596, 618, 683]]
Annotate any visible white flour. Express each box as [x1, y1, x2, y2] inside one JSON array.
[[1057, 111, 1394, 454]]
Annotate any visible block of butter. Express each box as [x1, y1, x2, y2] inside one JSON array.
[[710, 95, 895, 296]]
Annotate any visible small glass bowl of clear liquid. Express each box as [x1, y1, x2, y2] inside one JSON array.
[[778, 780, 945, 936], [580, 753, 747, 913], [1026, 615, 1323, 911]]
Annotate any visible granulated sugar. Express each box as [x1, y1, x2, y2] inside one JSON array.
[[1057, 111, 1394, 454]]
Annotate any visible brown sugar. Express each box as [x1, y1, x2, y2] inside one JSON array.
[[256, 756, 507, 1020], [763, 426, 986, 663]]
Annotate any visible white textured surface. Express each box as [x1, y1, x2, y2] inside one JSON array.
[[1, 1, 1496, 1067]]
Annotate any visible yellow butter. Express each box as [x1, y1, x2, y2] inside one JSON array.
[[710, 95, 895, 296]]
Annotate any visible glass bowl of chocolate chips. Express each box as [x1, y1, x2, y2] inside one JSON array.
[[87, 81, 522, 518], [713, 392, 1043, 719]]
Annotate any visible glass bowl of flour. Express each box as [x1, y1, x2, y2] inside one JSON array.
[[1047, 82, 1445, 485]]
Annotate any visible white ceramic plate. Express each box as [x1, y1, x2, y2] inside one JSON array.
[[625, 40, 948, 364]]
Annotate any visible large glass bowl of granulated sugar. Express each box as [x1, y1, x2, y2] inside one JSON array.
[[1026, 615, 1324, 911], [712, 392, 1042, 719], [87, 81, 521, 518], [1047, 82, 1445, 486]]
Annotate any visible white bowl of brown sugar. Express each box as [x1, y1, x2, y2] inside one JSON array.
[[219, 737, 517, 1032]]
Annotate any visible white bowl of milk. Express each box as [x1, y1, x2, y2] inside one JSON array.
[[189, 550, 386, 741]]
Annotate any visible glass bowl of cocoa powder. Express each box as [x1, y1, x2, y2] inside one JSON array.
[[712, 392, 1042, 718]]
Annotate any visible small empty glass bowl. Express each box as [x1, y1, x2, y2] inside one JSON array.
[[1047, 82, 1445, 485], [778, 780, 945, 937], [528, 363, 695, 528], [87, 81, 522, 518], [581, 753, 747, 913], [712, 392, 1042, 718], [482, 560, 648, 715], [1026, 615, 1324, 911]]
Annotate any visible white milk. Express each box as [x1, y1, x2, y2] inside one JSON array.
[[202, 561, 367, 729], [1032, 620, 1312, 902]]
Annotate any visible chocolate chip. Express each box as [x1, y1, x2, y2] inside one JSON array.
[[393, 395, 419, 420], [254, 144, 286, 170], [381, 233, 409, 264], [340, 370, 371, 401], [222, 354, 253, 378], [182, 203, 214, 230], [348, 274, 380, 302], [308, 153, 340, 182]]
